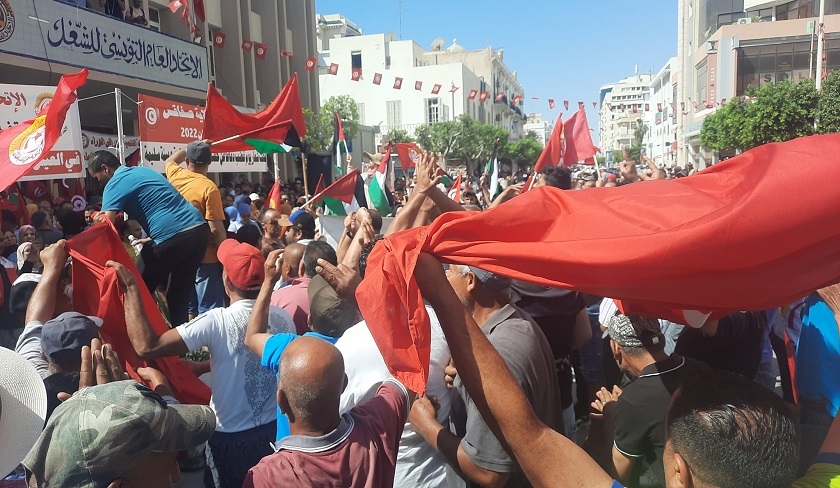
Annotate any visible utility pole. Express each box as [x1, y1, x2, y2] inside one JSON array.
[[817, 0, 826, 90]]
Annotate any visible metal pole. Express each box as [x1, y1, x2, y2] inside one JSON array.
[[817, 0, 826, 90], [301, 152, 311, 198], [114, 88, 125, 163]]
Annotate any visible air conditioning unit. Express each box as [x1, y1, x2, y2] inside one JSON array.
[[737, 17, 752, 24]]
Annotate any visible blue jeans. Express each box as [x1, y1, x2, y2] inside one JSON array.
[[194, 262, 226, 314]]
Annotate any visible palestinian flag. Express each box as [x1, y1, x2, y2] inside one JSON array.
[[240, 120, 296, 155], [366, 143, 393, 216], [321, 168, 361, 216], [333, 113, 348, 175], [311, 174, 325, 209], [243, 139, 293, 154]]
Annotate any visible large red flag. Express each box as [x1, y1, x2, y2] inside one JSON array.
[[395, 142, 423, 170], [68, 222, 211, 404], [533, 114, 564, 173], [562, 107, 597, 165], [204, 74, 307, 153], [356, 134, 840, 394], [0, 70, 88, 192]]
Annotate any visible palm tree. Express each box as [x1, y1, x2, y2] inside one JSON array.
[[634, 118, 649, 147]]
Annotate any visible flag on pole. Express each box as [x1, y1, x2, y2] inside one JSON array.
[[0, 69, 88, 193], [520, 172, 536, 194], [279, 50, 293, 57], [21, 181, 51, 203], [485, 144, 500, 199], [328, 63, 339, 75], [395, 142, 423, 170], [592, 102, 598, 109], [351, 68, 362, 81], [204, 74, 306, 153], [415, 81, 423, 91], [447, 173, 462, 202], [394, 78, 403, 89], [241, 40, 253, 52], [562, 107, 597, 166], [495, 93, 505, 102], [367, 142, 393, 216], [479, 91, 489, 103], [450, 86, 460, 93], [193, 0, 205, 22], [212, 32, 226, 48], [333, 113, 347, 175], [168, 0, 182, 13], [578, 101, 584, 110], [237, 121, 295, 154], [312, 174, 325, 205], [533, 114, 564, 173], [266, 178, 283, 209], [321, 168, 362, 216]]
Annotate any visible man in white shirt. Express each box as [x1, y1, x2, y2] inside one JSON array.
[[337, 307, 452, 487], [113, 238, 296, 488]]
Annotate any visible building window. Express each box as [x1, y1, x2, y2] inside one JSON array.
[[351, 51, 362, 69], [148, 6, 161, 32], [357, 103, 365, 126], [387, 100, 401, 127], [426, 98, 442, 124], [695, 60, 707, 105]]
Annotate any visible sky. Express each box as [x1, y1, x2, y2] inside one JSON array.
[[314, 0, 678, 144]]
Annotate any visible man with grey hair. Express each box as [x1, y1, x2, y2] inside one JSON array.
[[410, 264, 561, 488], [591, 313, 705, 488]]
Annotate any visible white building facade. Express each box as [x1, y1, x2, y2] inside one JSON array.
[[598, 73, 653, 156], [644, 58, 679, 166], [523, 113, 552, 146]]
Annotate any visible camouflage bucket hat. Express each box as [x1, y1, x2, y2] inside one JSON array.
[[22, 380, 215, 488]]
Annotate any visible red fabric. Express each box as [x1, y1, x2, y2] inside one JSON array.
[[520, 172, 535, 193], [377, 144, 393, 174], [255, 44, 267, 60], [193, 0, 205, 22], [67, 222, 211, 404], [0, 70, 87, 192], [305, 57, 317, 72], [311, 174, 325, 204], [468, 89, 477, 100], [21, 181, 51, 204], [266, 179, 282, 209], [168, 0, 182, 13], [533, 114, 564, 173], [204, 74, 306, 153], [356, 134, 840, 394], [335, 113, 345, 143], [395, 143, 422, 170], [548, 99, 555, 109], [449, 173, 461, 202], [12, 184, 31, 226], [213, 32, 225, 48], [322, 168, 359, 203], [562, 107, 597, 166], [59, 179, 87, 213]]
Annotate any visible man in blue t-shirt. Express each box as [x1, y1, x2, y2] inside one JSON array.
[[87, 150, 209, 326], [245, 246, 356, 442]]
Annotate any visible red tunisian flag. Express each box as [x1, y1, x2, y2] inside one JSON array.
[[533, 114, 564, 172], [68, 222, 210, 404], [395, 142, 423, 170], [356, 134, 840, 394], [562, 107, 597, 166], [0, 70, 87, 192], [204, 74, 307, 153], [447, 173, 462, 202], [193, 0, 205, 22]]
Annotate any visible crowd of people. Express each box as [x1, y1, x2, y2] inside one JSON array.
[[0, 139, 838, 488]]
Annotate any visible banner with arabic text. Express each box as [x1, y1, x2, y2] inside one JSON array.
[[138, 94, 266, 173], [0, 83, 84, 181]]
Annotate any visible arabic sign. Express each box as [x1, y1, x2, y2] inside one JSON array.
[[0, 83, 84, 181], [0, 0, 208, 92], [138, 94, 266, 173], [82, 130, 139, 164]]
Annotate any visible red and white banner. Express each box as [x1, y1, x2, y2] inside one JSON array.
[[241, 40, 253, 52], [137, 94, 265, 173], [329, 63, 339, 75], [415, 81, 423, 91], [549, 99, 556, 109], [255, 44, 267, 59], [479, 91, 489, 103], [305, 57, 317, 72], [432, 84, 442, 94], [468, 89, 478, 100], [351, 68, 362, 81], [394, 77, 403, 89], [373, 73, 382, 85], [0, 82, 84, 181]]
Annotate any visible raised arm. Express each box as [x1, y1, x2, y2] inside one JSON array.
[[413, 253, 613, 488], [25, 240, 67, 325], [245, 248, 283, 357], [108, 261, 188, 359], [386, 152, 443, 236]]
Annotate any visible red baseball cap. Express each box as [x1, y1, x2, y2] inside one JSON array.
[[217, 239, 264, 290]]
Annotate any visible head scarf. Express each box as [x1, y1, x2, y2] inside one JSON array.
[[16, 242, 33, 270]]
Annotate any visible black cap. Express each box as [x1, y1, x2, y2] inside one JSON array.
[[41, 312, 102, 366], [186, 141, 211, 165], [280, 209, 316, 234]]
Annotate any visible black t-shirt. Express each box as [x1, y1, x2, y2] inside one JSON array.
[[612, 355, 706, 487], [674, 311, 766, 380], [43, 371, 79, 421]]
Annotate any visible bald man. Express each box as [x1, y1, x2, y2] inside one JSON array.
[[273, 243, 304, 291], [244, 337, 415, 487], [259, 208, 284, 255]]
